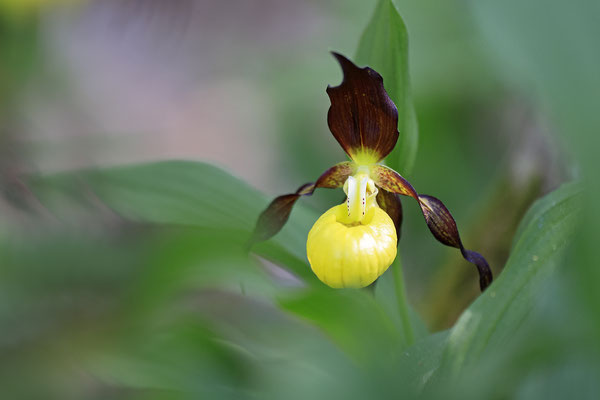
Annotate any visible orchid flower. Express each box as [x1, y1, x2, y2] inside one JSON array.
[[250, 52, 492, 291]]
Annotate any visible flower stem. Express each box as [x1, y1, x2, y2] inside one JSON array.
[[393, 254, 414, 346]]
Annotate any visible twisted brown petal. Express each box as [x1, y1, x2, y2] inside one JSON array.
[[371, 165, 492, 291], [418, 195, 492, 291], [326, 52, 399, 164], [248, 162, 355, 247], [376, 189, 403, 238]]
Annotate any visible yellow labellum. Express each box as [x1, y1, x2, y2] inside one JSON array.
[[306, 203, 397, 288]]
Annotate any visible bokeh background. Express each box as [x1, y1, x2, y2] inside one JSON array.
[[1, 0, 598, 399]]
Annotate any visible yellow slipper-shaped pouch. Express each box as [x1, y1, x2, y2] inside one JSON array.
[[306, 173, 397, 288]]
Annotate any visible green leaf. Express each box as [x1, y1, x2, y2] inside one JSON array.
[[31, 161, 321, 282], [83, 161, 274, 231], [435, 182, 582, 378], [355, 0, 418, 175], [399, 331, 449, 394], [279, 287, 404, 366]]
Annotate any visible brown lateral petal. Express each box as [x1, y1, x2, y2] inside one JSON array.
[[371, 166, 492, 291], [418, 195, 493, 291], [248, 162, 355, 247], [326, 52, 399, 163], [376, 189, 403, 238]]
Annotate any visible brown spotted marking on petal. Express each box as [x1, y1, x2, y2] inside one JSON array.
[[326, 52, 399, 164], [370, 164, 418, 199], [315, 161, 355, 188], [248, 162, 355, 247]]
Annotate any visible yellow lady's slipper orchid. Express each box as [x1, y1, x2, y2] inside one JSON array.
[[250, 53, 492, 291]]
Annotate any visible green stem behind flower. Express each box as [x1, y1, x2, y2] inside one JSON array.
[[393, 253, 414, 346]]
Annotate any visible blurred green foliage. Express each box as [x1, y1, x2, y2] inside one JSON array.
[[1, 0, 599, 399]]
